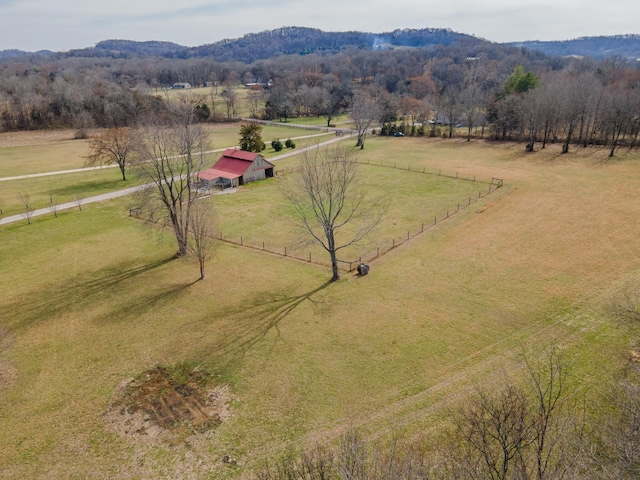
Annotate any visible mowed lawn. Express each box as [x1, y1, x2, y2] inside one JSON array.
[[2, 137, 640, 479]]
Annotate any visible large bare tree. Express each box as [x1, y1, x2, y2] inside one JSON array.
[[85, 127, 137, 181], [282, 146, 384, 282], [134, 102, 209, 257], [350, 88, 381, 149]]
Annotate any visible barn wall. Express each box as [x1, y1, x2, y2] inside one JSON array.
[[243, 156, 275, 183]]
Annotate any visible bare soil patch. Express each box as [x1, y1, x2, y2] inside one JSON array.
[[0, 361, 18, 390], [106, 363, 231, 440]]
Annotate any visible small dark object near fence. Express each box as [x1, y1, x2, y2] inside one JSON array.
[[357, 263, 370, 275]]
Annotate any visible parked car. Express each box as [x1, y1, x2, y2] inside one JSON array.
[[394, 132, 404, 137]]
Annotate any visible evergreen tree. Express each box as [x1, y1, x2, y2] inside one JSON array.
[[238, 122, 266, 152]]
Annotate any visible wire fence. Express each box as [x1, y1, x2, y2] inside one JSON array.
[[237, 118, 347, 134], [276, 159, 503, 187], [215, 162, 506, 272]]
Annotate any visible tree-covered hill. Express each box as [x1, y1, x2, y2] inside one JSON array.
[[3, 28, 639, 62], [509, 34, 640, 60]]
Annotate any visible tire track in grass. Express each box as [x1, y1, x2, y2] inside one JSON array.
[[243, 264, 640, 471]]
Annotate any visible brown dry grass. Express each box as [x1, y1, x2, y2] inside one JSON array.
[[2, 137, 640, 479]]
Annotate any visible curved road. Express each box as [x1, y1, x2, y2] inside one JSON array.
[[0, 132, 355, 226]]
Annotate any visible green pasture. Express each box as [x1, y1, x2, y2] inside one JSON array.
[[2, 138, 640, 478], [211, 158, 490, 264], [0, 168, 144, 217]]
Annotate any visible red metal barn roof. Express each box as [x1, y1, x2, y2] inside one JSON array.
[[197, 149, 262, 180], [221, 149, 259, 162]]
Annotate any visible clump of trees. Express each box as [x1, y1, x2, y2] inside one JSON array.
[[271, 138, 283, 152], [3, 40, 640, 155]]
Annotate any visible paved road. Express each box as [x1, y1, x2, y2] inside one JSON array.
[[0, 131, 336, 183], [0, 184, 152, 226], [0, 132, 356, 227]]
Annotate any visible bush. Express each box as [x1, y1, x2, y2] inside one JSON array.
[[285, 138, 296, 149], [272, 138, 283, 152]]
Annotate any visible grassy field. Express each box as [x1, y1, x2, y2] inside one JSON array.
[[2, 136, 640, 479], [0, 123, 334, 216], [210, 157, 493, 265]]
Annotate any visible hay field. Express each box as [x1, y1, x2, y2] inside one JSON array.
[[1, 137, 640, 479]]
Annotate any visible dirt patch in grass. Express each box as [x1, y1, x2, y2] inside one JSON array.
[[106, 363, 232, 440], [0, 361, 18, 390]]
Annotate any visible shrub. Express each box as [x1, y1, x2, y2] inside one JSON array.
[[272, 139, 283, 152], [285, 138, 296, 149]]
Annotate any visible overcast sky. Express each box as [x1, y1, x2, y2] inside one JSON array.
[[1, 0, 639, 52]]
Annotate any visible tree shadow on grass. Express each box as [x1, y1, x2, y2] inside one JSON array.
[[200, 281, 333, 368], [5, 256, 180, 331]]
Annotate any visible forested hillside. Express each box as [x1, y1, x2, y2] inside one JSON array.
[[511, 34, 640, 60], [1, 25, 639, 158]]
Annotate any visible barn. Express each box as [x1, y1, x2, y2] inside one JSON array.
[[197, 149, 275, 189]]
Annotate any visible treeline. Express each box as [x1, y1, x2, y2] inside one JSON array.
[[1, 39, 639, 155]]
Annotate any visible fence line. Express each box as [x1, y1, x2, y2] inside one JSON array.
[[276, 160, 503, 187], [214, 181, 507, 273], [130, 161, 507, 273], [238, 118, 349, 134]]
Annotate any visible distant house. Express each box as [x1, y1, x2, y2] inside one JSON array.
[[245, 83, 264, 91], [197, 149, 275, 188], [171, 82, 192, 89]]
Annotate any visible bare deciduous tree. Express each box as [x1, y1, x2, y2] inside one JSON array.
[[19, 193, 33, 224], [282, 146, 385, 282], [186, 200, 217, 280], [85, 127, 137, 181], [454, 348, 581, 480], [350, 88, 381, 149], [457, 383, 531, 480], [48, 194, 58, 218], [134, 102, 209, 257], [73, 195, 83, 211]]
